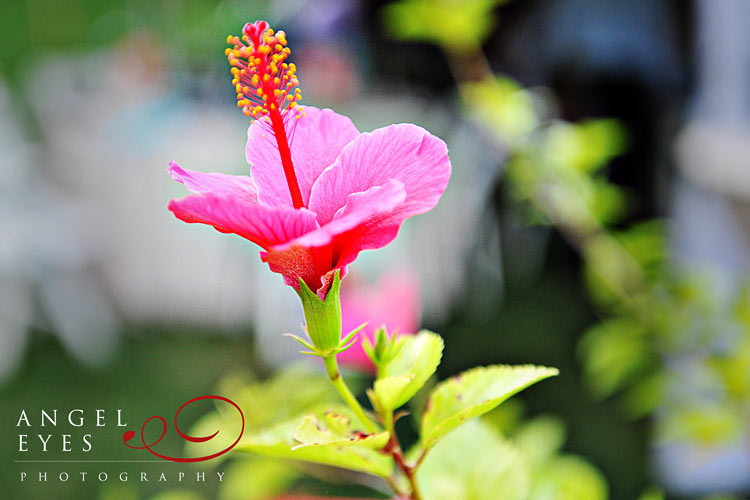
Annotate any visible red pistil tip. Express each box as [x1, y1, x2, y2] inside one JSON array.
[[226, 20, 302, 120]]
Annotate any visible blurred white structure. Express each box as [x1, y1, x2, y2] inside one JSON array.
[[0, 79, 119, 377], [664, 0, 750, 494]]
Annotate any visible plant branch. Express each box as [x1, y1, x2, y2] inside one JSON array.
[[323, 355, 378, 433], [384, 433, 422, 500]]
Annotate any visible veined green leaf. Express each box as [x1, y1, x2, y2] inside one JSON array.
[[236, 406, 393, 477], [421, 365, 558, 449], [374, 330, 444, 411], [373, 374, 416, 412], [293, 413, 390, 450]]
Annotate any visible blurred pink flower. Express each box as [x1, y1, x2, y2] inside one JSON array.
[[167, 22, 450, 298], [338, 271, 421, 373]]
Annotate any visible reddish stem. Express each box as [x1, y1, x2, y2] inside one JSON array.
[[384, 434, 422, 500]]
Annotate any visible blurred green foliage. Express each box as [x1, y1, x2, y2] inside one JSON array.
[[417, 419, 529, 500], [381, 0, 750, 497], [381, 0, 510, 54], [460, 77, 539, 142]]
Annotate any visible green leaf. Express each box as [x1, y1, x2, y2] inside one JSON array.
[[421, 365, 558, 449], [217, 457, 298, 500], [512, 416, 567, 470], [510, 416, 609, 500], [416, 419, 529, 500], [636, 487, 665, 500], [529, 455, 608, 500], [373, 374, 416, 412], [293, 412, 390, 450], [236, 405, 393, 477], [147, 491, 205, 500], [375, 330, 444, 411]]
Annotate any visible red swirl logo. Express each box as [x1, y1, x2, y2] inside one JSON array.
[[123, 395, 244, 463]]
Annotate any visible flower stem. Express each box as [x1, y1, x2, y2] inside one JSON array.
[[322, 355, 377, 433], [385, 434, 422, 500]]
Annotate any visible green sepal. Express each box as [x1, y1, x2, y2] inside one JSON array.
[[333, 323, 367, 354], [297, 270, 343, 355], [284, 334, 318, 354]]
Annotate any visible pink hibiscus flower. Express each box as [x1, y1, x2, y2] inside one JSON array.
[[338, 271, 421, 373], [167, 21, 451, 297]]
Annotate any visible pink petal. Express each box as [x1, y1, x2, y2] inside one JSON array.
[[308, 123, 451, 225], [261, 180, 406, 293], [168, 194, 318, 250], [283, 179, 406, 248], [168, 162, 258, 203], [246, 107, 360, 207]]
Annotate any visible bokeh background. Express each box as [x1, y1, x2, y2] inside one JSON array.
[[1, 0, 749, 499]]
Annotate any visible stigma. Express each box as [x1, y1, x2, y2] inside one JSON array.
[[225, 20, 305, 209], [226, 20, 303, 121]]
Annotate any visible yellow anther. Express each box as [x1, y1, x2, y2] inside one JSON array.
[[227, 23, 302, 120]]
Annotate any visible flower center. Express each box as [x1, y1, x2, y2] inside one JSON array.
[[226, 20, 305, 209]]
